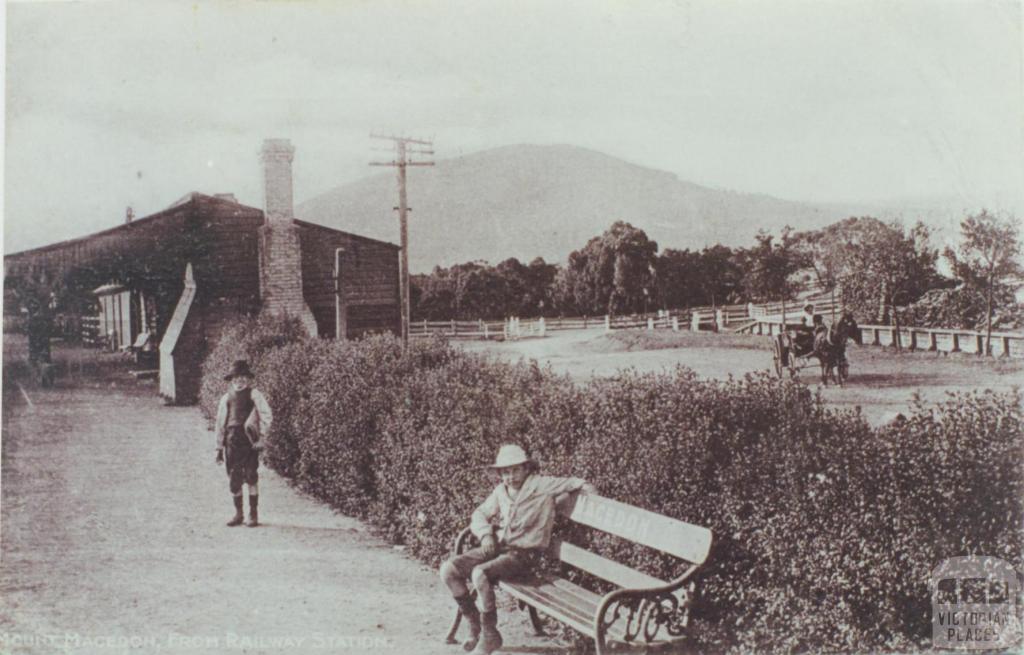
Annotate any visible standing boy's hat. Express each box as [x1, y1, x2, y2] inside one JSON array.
[[803, 303, 814, 311], [489, 444, 533, 469], [224, 360, 254, 380]]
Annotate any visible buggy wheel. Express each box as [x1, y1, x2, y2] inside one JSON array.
[[771, 338, 784, 377]]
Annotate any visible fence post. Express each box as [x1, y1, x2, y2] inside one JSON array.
[[715, 309, 725, 332], [451, 319, 456, 335], [928, 331, 937, 351], [539, 317, 546, 337], [691, 313, 700, 331], [672, 317, 679, 331], [1001, 335, 1010, 358], [647, 317, 654, 330], [484, 322, 489, 339], [605, 315, 611, 332], [976, 334, 985, 356], [584, 315, 588, 329], [951, 332, 960, 353], [908, 330, 918, 351], [872, 328, 881, 346]]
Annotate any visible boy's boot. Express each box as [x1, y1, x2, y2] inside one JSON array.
[[472, 610, 502, 655], [454, 595, 481, 652], [227, 496, 244, 527], [247, 495, 259, 527]]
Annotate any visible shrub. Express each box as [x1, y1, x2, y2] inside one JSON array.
[[197, 322, 1023, 654]]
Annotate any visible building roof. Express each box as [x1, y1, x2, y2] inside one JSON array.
[[5, 192, 399, 261]]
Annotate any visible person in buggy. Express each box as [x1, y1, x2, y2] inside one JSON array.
[[792, 303, 827, 356]]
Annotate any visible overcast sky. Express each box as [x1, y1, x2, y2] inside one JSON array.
[[4, 0, 1023, 254]]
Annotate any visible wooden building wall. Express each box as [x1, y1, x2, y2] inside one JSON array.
[[6, 193, 401, 401], [297, 220, 400, 339]]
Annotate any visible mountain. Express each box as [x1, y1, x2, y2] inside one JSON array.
[[295, 144, 865, 273]]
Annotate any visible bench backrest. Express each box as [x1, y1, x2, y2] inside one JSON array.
[[554, 493, 712, 588]]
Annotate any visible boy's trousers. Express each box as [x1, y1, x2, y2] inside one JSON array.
[[441, 544, 540, 612], [224, 426, 259, 494]]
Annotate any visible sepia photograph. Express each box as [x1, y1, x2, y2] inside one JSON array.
[[2, 1, 1022, 653]]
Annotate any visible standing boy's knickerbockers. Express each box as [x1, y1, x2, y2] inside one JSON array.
[[215, 360, 273, 527], [439, 444, 596, 655]]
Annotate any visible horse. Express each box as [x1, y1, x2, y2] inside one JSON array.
[[813, 312, 861, 386]]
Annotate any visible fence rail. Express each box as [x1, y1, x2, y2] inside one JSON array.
[[410, 302, 1023, 358], [741, 317, 1024, 358]]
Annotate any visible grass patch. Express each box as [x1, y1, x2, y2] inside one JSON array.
[[585, 328, 771, 353]]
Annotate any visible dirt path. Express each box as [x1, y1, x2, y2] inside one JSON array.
[[0, 386, 562, 655], [459, 328, 1024, 424]]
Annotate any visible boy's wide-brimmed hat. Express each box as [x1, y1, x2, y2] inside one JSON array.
[[224, 360, 254, 380], [489, 444, 534, 469], [803, 303, 814, 311]]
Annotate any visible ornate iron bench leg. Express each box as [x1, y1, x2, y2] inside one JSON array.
[[527, 606, 546, 636], [445, 609, 462, 645], [595, 625, 608, 655], [446, 590, 477, 645]]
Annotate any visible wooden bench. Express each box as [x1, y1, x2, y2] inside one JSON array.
[[445, 493, 713, 654]]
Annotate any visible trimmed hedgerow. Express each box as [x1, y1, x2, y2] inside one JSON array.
[[199, 323, 1023, 654]]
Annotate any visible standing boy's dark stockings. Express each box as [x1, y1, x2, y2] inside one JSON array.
[[227, 494, 244, 527], [247, 494, 259, 527]]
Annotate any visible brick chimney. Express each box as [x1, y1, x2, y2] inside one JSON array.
[[258, 138, 318, 336]]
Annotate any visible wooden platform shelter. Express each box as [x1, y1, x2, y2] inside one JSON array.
[[4, 139, 401, 403]]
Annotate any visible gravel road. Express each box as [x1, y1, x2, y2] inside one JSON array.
[[0, 385, 563, 655], [458, 328, 1024, 424]]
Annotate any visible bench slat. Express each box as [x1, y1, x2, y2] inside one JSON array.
[[503, 579, 598, 635], [549, 577, 602, 606], [552, 540, 666, 590], [564, 494, 712, 564]]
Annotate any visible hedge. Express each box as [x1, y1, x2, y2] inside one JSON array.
[[200, 325, 1023, 654]]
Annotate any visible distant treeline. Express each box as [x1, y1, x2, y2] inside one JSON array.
[[410, 213, 1022, 337]]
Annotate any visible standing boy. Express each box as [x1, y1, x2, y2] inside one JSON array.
[[215, 360, 273, 527], [440, 444, 596, 655]]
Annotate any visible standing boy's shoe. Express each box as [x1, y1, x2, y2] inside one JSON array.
[[472, 611, 502, 655], [246, 495, 259, 527], [227, 496, 244, 527]]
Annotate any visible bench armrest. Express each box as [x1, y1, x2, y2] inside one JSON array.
[[593, 565, 700, 646], [452, 526, 476, 557]]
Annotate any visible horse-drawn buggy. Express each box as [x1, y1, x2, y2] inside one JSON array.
[[770, 310, 861, 386]]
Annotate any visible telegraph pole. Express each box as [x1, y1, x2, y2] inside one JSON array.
[[370, 133, 434, 345]]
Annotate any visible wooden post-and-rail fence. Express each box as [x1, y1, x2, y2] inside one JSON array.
[[409, 303, 1023, 359]]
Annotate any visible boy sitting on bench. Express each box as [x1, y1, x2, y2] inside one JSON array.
[[440, 444, 596, 655]]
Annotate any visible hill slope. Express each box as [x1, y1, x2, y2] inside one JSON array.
[[296, 144, 858, 272]]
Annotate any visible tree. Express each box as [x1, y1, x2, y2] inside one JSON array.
[[555, 222, 658, 315], [656, 248, 704, 309], [5, 269, 60, 363], [412, 267, 456, 320], [945, 211, 1023, 354], [451, 262, 508, 320], [698, 245, 744, 307], [741, 229, 805, 303], [832, 218, 939, 351], [525, 257, 559, 317]]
